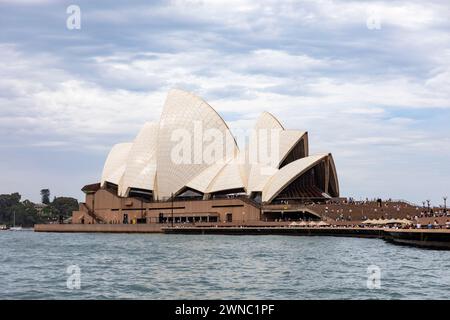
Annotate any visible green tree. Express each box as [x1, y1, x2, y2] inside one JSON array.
[[0, 192, 21, 207], [12, 201, 40, 227], [40, 189, 50, 204], [0, 193, 21, 225], [0, 192, 78, 227], [50, 197, 79, 219], [0, 193, 42, 227]]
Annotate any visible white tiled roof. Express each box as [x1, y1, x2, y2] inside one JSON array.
[[155, 89, 238, 199], [99, 89, 338, 202], [206, 160, 245, 193], [186, 161, 227, 193], [118, 122, 158, 196], [245, 114, 308, 194], [279, 130, 307, 164], [262, 154, 330, 202], [101, 143, 133, 186]]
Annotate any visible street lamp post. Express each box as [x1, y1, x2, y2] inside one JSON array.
[[444, 196, 448, 213], [171, 192, 174, 228]]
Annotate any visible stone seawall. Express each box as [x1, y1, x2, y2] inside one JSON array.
[[384, 229, 450, 249], [162, 226, 385, 238], [34, 224, 163, 233]]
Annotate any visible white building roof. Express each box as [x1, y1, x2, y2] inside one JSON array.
[[255, 111, 284, 130], [262, 154, 331, 202], [206, 160, 245, 193], [186, 161, 227, 193], [118, 122, 158, 196], [155, 89, 238, 199], [278, 130, 308, 166], [101, 142, 133, 186], [245, 113, 308, 194], [99, 89, 339, 202]]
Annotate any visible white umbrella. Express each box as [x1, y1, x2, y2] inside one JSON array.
[[377, 219, 389, 225]]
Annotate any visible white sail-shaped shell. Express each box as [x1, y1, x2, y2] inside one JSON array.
[[118, 122, 158, 197], [101, 143, 132, 186], [156, 89, 238, 199]]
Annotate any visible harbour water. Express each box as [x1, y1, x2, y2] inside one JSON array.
[[1, 231, 449, 299]]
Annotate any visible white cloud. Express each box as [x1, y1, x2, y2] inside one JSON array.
[[1, 42, 449, 155], [33, 80, 166, 135], [0, 0, 449, 203]]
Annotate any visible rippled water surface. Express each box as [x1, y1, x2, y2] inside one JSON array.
[[1, 231, 450, 299]]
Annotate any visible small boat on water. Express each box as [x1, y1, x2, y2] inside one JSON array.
[[7, 211, 33, 231], [9, 227, 33, 231], [0, 212, 33, 231]]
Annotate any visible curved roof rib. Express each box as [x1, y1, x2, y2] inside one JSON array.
[[244, 112, 283, 192], [328, 154, 340, 196], [101, 142, 133, 186], [245, 113, 309, 194], [249, 111, 284, 169], [118, 122, 158, 197], [278, 130, 308, 168], [156, 89, 238, 199], [206, 160, 245, 194], [255, 111, 284, 130], [262, 154, 331, 203], [247, 163, 275, 193], [186, 162, 227, 194]]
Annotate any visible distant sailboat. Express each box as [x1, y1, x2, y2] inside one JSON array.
[[9, 211, 23, 231]]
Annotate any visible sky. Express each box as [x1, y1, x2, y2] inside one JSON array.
[[0, 0, 449, 206]]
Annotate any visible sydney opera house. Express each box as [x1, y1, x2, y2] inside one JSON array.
[[73, 89, 339, 225]]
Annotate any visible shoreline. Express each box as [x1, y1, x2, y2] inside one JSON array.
[[33, 224, 450, 250]]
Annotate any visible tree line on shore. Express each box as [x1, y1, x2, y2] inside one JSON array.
[[0, 189, 78, 227]]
